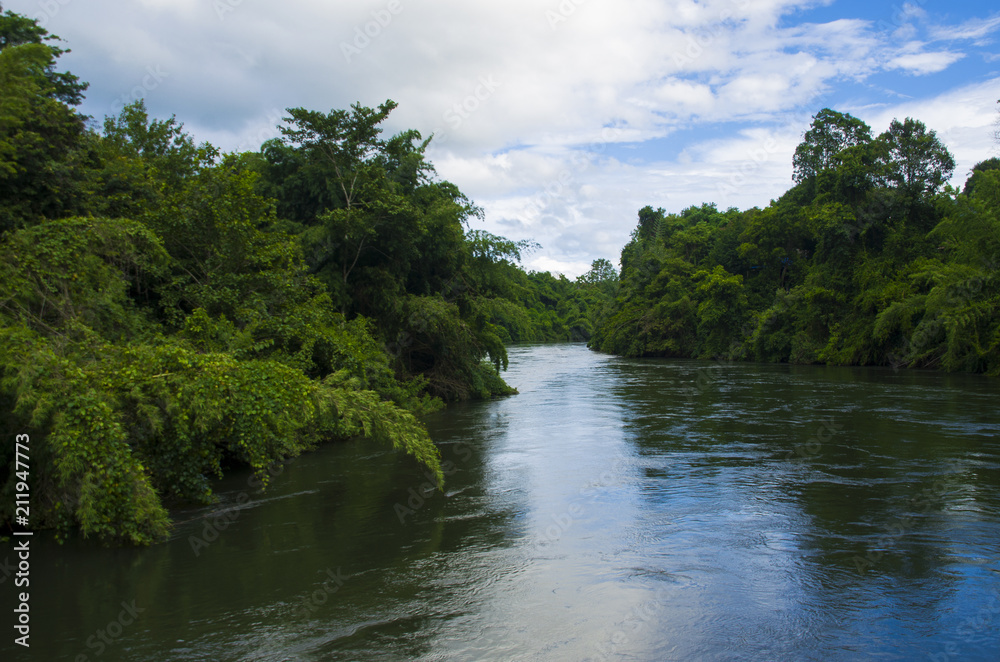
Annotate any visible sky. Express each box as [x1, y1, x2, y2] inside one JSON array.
[[8, 0, 1000, 276]]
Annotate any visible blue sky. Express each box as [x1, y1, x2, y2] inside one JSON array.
[[7, 0, 1000, 276]]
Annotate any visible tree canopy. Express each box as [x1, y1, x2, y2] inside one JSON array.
[[592, 108, 998, 378], [3, 7, 992, 546], [0, 8, 611, 545], [793, 108, 872, 184]]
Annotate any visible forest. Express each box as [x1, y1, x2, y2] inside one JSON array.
[[0, 8, 612, 544], [591, 110, 1000, 377], [1, 5, 997, 545]]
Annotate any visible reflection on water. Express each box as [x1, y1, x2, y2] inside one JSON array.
[[3, 344, 999, 660]]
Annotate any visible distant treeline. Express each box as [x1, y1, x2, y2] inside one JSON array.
[[591, 108, 1000, 378], [0, 7, 613, 544]]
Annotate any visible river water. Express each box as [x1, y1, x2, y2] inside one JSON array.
[[4, 343, 1000, 660]]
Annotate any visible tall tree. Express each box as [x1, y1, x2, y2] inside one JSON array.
[[792, 108, 872, 183], [577, 258, 618, 289], [279, 100, 399, 213], [0, 5, 87, 104], [0, 8, 88, 232], [875, 117, 955, 198]]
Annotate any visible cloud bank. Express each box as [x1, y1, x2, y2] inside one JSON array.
[[9, 0, 1000, 275]]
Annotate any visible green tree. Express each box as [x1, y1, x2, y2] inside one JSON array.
[[255, 100, 526, 400], [0, 6, 87, 104], [962, 157, 1000, 196], [577, 258, 618, 292], [792, 108, 872, 184], [594, 109, 992, 377], [875, 117, 955, 199], [0, 9, 88, 232]]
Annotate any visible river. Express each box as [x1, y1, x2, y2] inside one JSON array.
[[4, 343, 1000, 660]]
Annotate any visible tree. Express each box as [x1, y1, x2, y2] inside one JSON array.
[[963, 157, 1000, 197], [101, 100, 216, 184], [84, 100, 218, 220], [0, 5, 87, 104], [578, 258, 618, 288], [271, 101, 419, 314], [635, 205, 664, 242], [876, 117, 955, 198], [279, 100, 399, 213], [257, 100, 525, 400], [0, 9, 88, 232], [793, 108, 872, 183]]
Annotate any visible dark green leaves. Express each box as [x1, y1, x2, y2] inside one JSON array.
[[595, 109, 994, 379], [877, 117, 955, 198], [793, 108, 872, 184]]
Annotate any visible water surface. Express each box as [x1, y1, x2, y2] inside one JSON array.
[[4, 343, 999, 660]]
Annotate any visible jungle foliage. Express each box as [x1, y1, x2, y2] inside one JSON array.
[[0, 9, 605, 544], [592, 109, 1000, 378]]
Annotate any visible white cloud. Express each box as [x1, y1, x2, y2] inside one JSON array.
[[5, 0, 999, 277], [930, 13, 1000, 42], [484, 77, 1000, 276], [886, 50, 966, 75], [854, 77, 1000, 180]]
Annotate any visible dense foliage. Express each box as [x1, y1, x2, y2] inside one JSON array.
[[19, 3, 991, 546], [592, 109, 999, 376], [0, 8, 607, 544]]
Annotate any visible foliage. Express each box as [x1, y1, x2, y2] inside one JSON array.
[[793, 108, 872, 184], [254, 101, 546, 400], [0, 32, 87, 232], [8, 4, 989, 546], [1, 10, 527, 543], [594, 108, 998, 380]]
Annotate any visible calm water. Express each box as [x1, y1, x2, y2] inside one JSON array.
[[4, 343, 1000, 661]]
